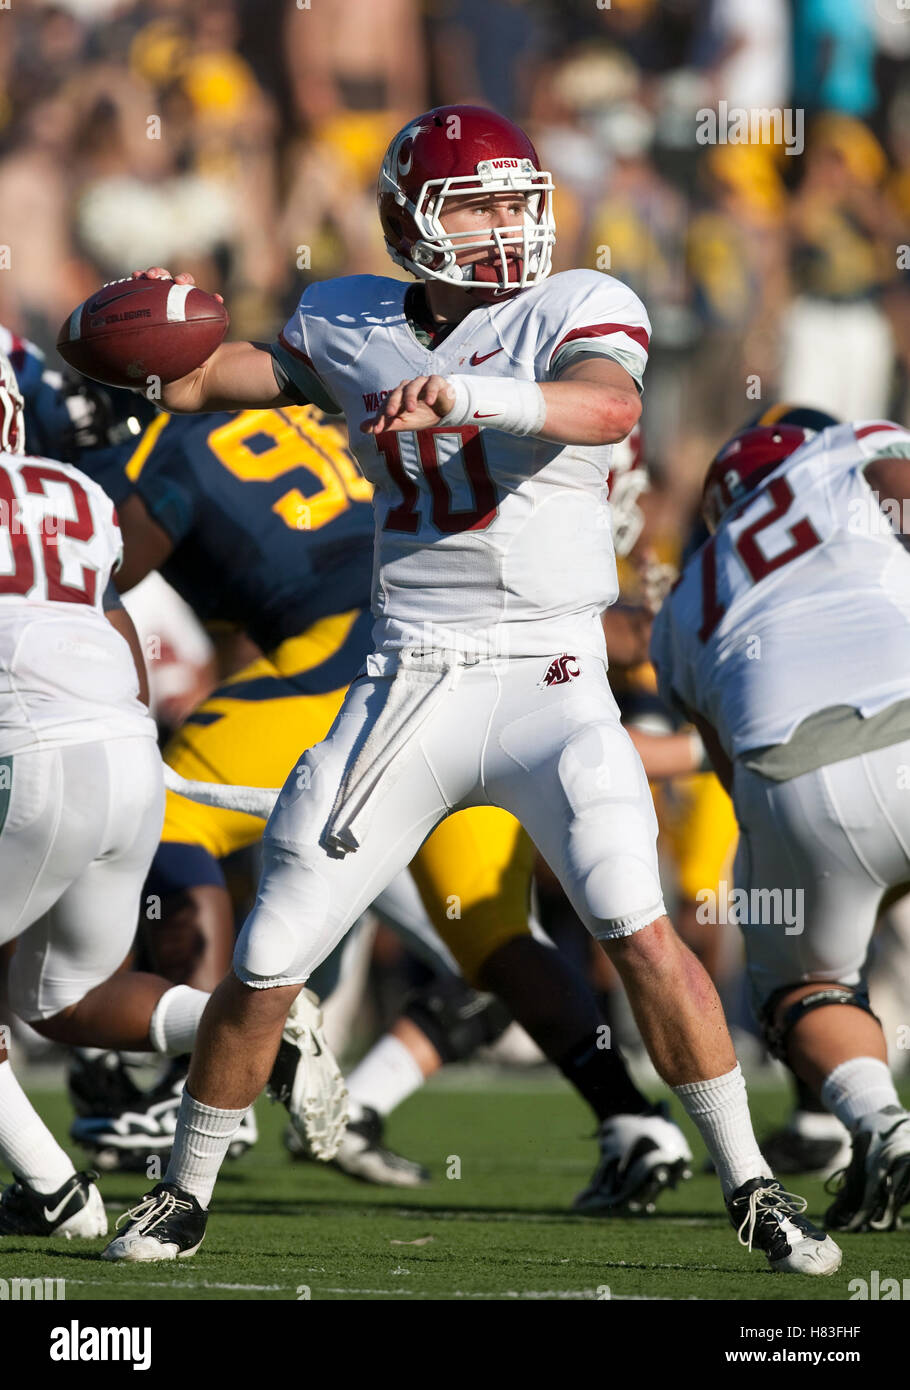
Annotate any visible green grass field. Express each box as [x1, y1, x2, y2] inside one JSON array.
[[1, 1074, 907, 1302]]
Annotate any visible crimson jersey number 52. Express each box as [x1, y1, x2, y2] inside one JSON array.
[[376, 427, 498, 534], [698, 476, 821, 643]]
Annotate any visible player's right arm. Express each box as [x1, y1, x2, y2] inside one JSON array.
[[103, 580, 150, 705], [114, 493, 175, 592], [129, 269, 299, 413]]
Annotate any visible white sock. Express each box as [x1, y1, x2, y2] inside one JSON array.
[[674, 1064, 771, 1199], [148, 985, 209, 1055], [0, 1059, 76, 1194], [820, 1057, 900, 1130], [346, 1034, 426, 1121], [164, 1089, 247, 1207]]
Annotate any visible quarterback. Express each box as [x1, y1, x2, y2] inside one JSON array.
[[105, 106, 839, 1274]]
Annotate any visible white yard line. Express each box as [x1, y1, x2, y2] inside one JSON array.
[[63, 1278, 701, 1300]]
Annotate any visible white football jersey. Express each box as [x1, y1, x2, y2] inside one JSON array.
[[651, 421, 910, 759], [275, 270, 650, 660], [0, 449, 155, 753]]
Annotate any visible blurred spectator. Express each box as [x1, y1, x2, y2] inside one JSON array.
[[792, 0, 878, 119], [780, 115, 899, 419], [705, 0, 791, 110], [685, 143, 789, 433], [430, 0, 553, 119]]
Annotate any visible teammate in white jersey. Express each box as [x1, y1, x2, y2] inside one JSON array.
[[652, 415, 910, 1232], [0, 352, 341, 1241], [106, 106, 839, 1274]]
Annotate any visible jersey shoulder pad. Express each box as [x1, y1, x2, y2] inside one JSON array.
[[294, 275, 408, 325], [540, 271, 651, 380]]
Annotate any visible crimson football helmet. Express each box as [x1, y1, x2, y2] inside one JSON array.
[[701, 424, 812, 533], [0, 350, 25, 454], [378, 105, 555, 294]]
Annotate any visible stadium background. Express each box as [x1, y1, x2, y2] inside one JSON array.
[[1, 0, 909, 1096]]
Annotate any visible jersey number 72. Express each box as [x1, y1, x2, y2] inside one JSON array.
[[699, 476, 822, 642]]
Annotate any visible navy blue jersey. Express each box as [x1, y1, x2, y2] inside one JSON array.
[[97, 406, 375, 654]]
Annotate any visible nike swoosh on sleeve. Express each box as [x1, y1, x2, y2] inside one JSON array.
[[469, 348, 504, 366]]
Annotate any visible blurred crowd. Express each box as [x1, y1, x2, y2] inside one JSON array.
[[2, 0, 910, 1068], [1, 0, 909, 522]]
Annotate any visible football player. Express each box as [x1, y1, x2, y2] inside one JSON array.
[[0, 351, 345, 1238], [61, 398, 691, 1206], [652, 413, 910, 1231], [106, 106, 838, 1274]]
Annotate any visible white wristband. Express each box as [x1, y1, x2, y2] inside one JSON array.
[[437, 374, 547, 437]]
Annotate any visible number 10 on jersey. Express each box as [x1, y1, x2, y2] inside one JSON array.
[[375, 427, 499, 535]]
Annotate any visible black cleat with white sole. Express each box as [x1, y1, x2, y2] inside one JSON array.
[[70, 1058, 257, 1172], [102, 1182, 207, 1262], [727, 1177, 841, 1274], [286, 1105, 430, 1187], [267, 989, 347, 1161], [573, 1103, 693, 1215], [0, 1170, 107, 1239], [760, 1126, 851, 1177], [825, 1106, 910, 1232]]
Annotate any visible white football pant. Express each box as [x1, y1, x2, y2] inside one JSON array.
[[234, 653, 666, 989], [733, 739, 910, 1009], [0, 738, 164, 1021]]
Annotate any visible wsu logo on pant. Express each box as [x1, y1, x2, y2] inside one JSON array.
[[541, 654, 580, 687]]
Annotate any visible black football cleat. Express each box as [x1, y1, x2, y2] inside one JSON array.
[[0, 1170, 107, 1238], [286, 1104, 430, 1187], [727, 1176, 841, 1274], [102, 1182, 207, 1262], [825, 1107, 910, 1232]]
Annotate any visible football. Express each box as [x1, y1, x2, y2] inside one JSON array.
[[57, 277, 228, 389]]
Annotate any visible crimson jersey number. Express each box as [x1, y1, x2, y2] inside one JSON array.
[[376, 427, 498, 534], [0, 462, 98, 605], [698, 476, 821, 642]]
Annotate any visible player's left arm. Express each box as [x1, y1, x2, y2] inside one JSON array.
[[863, 453, 910, 548], [103, 581, 150, 706], [537, 355, 642, 444], [649, 593, 729, 786], [627, 725, 710, 780], [361, 356, 641, 446], [682, 707, 733, 794]]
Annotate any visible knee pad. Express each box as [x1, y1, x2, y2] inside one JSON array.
[[234, 846, 330, 986], [403, 976, 512, 1064], [760, 983, 879, 1062], [148, 841, 227, 897]]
